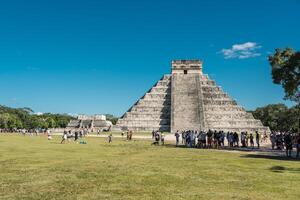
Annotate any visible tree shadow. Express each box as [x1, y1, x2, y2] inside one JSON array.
[[240, 154, 300, 162], [269, 165, 300, 173]]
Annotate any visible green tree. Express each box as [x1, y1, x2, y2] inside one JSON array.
[[268, 48, 300, 103], [251, 104, 299, 132], [105, 114, 118, 125]]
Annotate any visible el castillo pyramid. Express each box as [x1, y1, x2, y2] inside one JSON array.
[[117, 60, 269, 133]]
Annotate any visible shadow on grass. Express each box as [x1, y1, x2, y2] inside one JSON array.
[[269, 165, 300, 173], [240, 154, 300, 162]]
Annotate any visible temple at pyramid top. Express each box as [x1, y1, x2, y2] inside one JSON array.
[[116, 59, 269, 133], [172, 59, 203, 74]]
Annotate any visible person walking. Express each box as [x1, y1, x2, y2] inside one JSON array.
[[61, 131, 68, 144], [175, 130, 180, 146]]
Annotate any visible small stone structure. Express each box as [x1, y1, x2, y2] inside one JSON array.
[[116, 60, 269, 133], [67, 114, 112, 131]]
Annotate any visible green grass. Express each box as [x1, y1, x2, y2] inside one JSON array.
[[0, 135, 299, 200]]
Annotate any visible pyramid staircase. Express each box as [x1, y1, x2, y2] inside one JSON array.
[[116, 75, 171, 132], [117, 60, 269, 133]]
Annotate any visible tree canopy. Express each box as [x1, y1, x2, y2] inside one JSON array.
[[268, 48, 300, 103], [251, 104, 300, 132], [0, 105, 75, 130]]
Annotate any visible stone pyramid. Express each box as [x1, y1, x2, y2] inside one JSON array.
[[117, 60, 269, 133]]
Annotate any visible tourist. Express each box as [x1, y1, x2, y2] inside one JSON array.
[[207, 130, 213, 148], [185, 131, 191, 147], [190, 131, 196, 148], [226, 132, 230, 147], [296, 133, 300, 158], [201, 131, 207, 148], [255, 131, 260, 148], [129, 131, 133, 140], [241, 132, 246, 147], [61, 131, 68, 144], [270, 132, 276, 150], [197, 131, 206, 148], [245, 132, 249, 147], [108, 134, 112, 143], [161, 133, 165, 145], [213, 130, 218, 148], [250, 133, 254, 148], [74, 131, 79, 142], [284, 133, 293, 157], [182, 131, 185, 144], [153, 131, 160, 145], [233, 132, 239, 147], [175, 130, 180, 146], [47, 130, 52, 140]]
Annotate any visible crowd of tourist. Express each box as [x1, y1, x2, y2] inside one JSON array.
[[171, 129, 300, 157], [269, 131, 300, 157], [172, 130, 265, 149]]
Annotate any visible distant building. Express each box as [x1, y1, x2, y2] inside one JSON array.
[[67, 114, 112, 131]]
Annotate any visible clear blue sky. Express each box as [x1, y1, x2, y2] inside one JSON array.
[[0, 0, 299, 116]]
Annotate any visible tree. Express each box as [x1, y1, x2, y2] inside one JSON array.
[[268, 48, 300, 103], [105, 114, 118, 125], [251, 104, 299, 132]]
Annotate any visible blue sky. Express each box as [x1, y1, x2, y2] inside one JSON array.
[[0, 0, 299, 116]]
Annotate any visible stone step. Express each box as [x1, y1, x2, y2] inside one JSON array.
[[203, 99, 237, 105], [122, 113, 170, 120], [143, 93, 171, 100], [205, 113, 254, 120], [202, 93, 230, 99], [203, 105, 245, 112]]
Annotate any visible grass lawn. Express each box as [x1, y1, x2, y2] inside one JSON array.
[[0, 135, 299, 200]]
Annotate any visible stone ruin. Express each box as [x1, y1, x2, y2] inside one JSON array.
[[116, 60, 269, 133], [67, 114, 112, 131]]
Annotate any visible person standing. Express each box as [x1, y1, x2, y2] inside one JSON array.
[[108, 134, 112, 143], [284, 133, 293, 157], [270, 132, 276, 150], [161, 133, 165, 145], [207, 130, 213, 148], [47, 129, 52, 140], [296, 133, 300, 158], [250, 133, 254, 148], [152, 130, 155, 139], [74, 131, 79, 142], [175, 130, 180, 146], [255, 131, 260, 148]]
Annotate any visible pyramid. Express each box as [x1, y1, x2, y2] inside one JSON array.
[[117, 60, 269, 133]]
